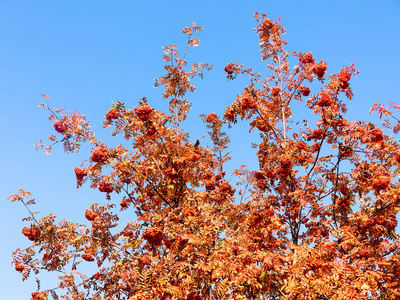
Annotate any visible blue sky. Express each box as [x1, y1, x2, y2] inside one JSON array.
[[1, 1, 400, 298]]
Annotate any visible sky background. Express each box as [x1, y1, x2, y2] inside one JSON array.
[[1, 0, 400, 298]]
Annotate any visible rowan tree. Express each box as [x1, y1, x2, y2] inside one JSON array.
[[8, 14, 400, 300]]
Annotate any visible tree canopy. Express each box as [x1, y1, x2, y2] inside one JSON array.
[[9, 13, 400, 300]]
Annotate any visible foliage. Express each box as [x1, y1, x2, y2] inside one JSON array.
[[8, 14, 400, 300]]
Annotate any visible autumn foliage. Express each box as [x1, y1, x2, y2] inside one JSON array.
[[8, 14, 400, 299]]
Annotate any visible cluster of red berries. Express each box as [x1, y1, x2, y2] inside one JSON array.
[[205, 112, 218, 123], [295, 141, 307, 152], [120, 199, 129, 208], [31, 292, 48, 300], [273, 155, 294, 178], [279, 155, 293, 169], [264, 169, 275, 179], [53, 120, 67, 134], [312, 64, 327, 79], [105, 108, 119, 122], [358, 248, 373, 259], [98, 181, 113, 193], [369, 128, 384, 142], [203, 172, 235, 200], [338, 69, 351, 89], [358, 216, 397, 235], [360, 127, 384, 144], [307, 129, 323, 141], [134, 104, 153, 121], [146, 124, 156, 136], [14, 261, 25, 272], [123, 230, 134, 237], [224, 106, 237, 122], [300, 52, 315, 64], [372, 176, 391, 191], [316, 92, 332, 107], [219, 181, 235, 196], [188, 152, 200, 162], [340, 185, 350, 196], [260, 19, 274, 31], [90, 147, 109, 163], [241, 97, 257, 110], [85, 209, 98, 221], [224, 63, 239, 79], [165, 161, 182, 180], [253, 171, 265, 181], [224, 63, 235, 75], [300, 86, 310, 97], [165, 167, 178, 180], [205, 181, 216, 192], [22, 226, 39, 241], [74, 167, 88, 181], [81, 252, 95, 262], [142, 227, 163, 246]]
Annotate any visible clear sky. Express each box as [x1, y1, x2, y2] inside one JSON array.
[[1, 1, 400, 298]]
